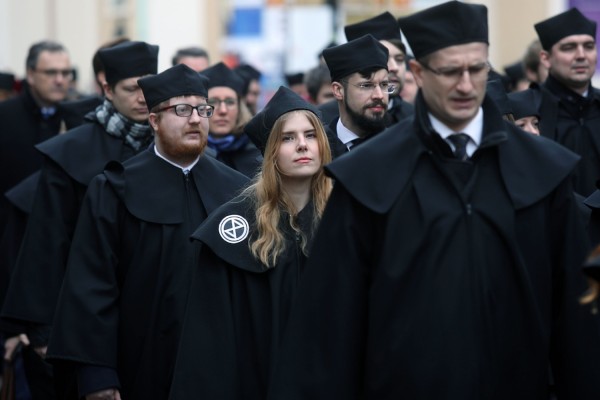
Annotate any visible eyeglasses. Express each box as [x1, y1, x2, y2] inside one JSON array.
[[207, 98, 237, 109], [155, 104, 214, 118], [420, 62, 491, 82], [342, 80, 395, 94], [34, 68, 74, 79]]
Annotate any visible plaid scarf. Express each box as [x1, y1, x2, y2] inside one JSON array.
[[90, 99, 153, 151]]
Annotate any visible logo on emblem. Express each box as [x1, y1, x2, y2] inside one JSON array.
[[218, 215, 250, 244]]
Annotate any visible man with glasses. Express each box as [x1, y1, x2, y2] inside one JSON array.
[[320, 12, 414, 128], [1, 41, 158, 399], [321, 34, 391, 157], [269, 2, 600, 399], [202, 62, 262, 178], [0, 41, 71, 232], [45, 64, 248, 400]]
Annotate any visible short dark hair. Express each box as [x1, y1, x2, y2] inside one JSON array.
[[171, 47, 209, 66], [26, 41, 68, 70], [341, 66, 385, 85], [386, 38, 406, 55], [304, 65, 331, 102]]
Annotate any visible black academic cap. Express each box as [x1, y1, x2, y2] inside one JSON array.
[[202, 62, 245, 95], [486, 79, 512, 116], [99, 41, 159, 85], [504, 61, 525, 83], [507, 90, 540, 120], [234, 64, 262, 95], [398, 1, 488, 59], [322, 34, 389, 82], [318, 41, 338, 59], [0, 72, 15, 90], [345, 11, 401, 42], [244, 86, 321, 155], [285, 72, 304, 86], [534, 8, 597, 51], [235, 64, 262, 81], [138, 64, 209, 111]]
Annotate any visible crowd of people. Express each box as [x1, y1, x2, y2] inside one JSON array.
[[1, 1, 600, 399]]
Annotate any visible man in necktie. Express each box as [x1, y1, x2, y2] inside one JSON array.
[[269, 2, 599, 399], [447, 132, 471, 161]]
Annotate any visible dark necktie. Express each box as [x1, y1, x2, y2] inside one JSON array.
[[348, 137, 364, 150], [447, 133, 470, 161]]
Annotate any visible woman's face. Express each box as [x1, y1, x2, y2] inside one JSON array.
[[207, 86, 239, 137], [276, 112, 321, 182]]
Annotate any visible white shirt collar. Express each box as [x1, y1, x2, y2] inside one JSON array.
[[428, 108, 483, 157], [153, 145, 200, 174], [336, 118, 360, 147]]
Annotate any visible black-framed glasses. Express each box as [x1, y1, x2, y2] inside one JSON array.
[[34, 68, 74, 79], [207, 98, 237, 109], [342, 80, 395, 94], [155, 104, 214, 118], [420, 61, 491, 82]]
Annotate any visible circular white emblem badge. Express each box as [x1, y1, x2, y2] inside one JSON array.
[[218, 215, 250, 244]]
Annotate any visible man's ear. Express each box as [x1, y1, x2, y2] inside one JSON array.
[[148, 113, 159, 131], [409, 59, 424, 88], [103, 82, 114, 101], [331, 82, 344, 101], [539, 50, 551, 70]]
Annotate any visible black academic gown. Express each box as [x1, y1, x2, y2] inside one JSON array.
[[268, 93, 600, 400], [0, 172, 40, 333], [210, 138, 263, 178], [169, 196, 314, 400], [534, 75, 600, 196], [46, 149, 248, 400], [0, 89, 62, 228], [321, 96, 414, 159], [1, 122, 140, 337]]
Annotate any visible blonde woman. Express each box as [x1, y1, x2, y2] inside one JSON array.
[[169, 86, 332, 400]]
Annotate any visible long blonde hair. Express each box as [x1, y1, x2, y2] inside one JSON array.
[[581, 244, 600, 311], [242, 110, 332, 268]]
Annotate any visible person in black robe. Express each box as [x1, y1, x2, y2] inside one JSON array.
[[528, 8, 600, 196], [268, 2, 600, 399], [318, 12, 414, 131], [0, 41, 71, 231], [169, 86, 332, 400], [320, 35, 391, 158], [203, 62, 262, 178], [45, 64, 249, 400], [0, 41, 159, 398]]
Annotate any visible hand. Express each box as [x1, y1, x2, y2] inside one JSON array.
[[3, 333, 30, 361], [33, 345, 47, 359], [86, 388, 122, 400]]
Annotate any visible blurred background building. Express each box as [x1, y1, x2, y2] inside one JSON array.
[[0, 0, 596, 107]]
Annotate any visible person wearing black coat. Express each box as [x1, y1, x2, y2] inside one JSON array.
[[320, 35, 391, 158], [530, 8, 600, 197], [0, 41, 71, 231], [169, 86, 332, 400], [1, 41, 159, 399], [268, 3, 600, 399], [45, 64, 249, 400], [202, 62, 262, 178]]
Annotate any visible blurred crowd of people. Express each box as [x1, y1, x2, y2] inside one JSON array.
[[1, 1, 600, 399]]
